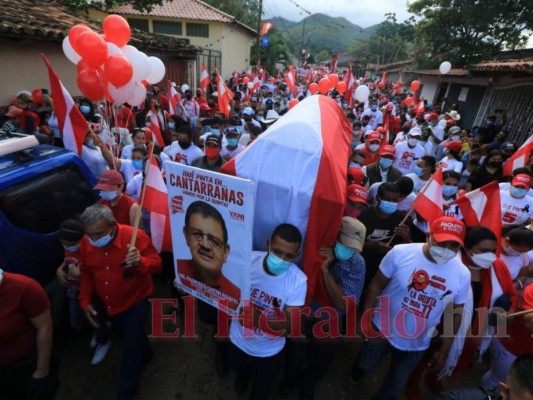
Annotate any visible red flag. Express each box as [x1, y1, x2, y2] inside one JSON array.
[[149, 105, 166, 147], [344, 65, 355, 106], [394, 79, 403, 95], [261, 67, 267, 83], [199, 64, 211, 91], [330, 52, 339, 73], [167, 80, 180, 116], [285, 66, 296, 92], [143, 153, 172, 253], [503, 135, 533, 176], [416, 99, 425, 114], [381, 71, 387, 85], [260, 22, 274, 36], [216, 68, 234, 118], [251, 75, 261, 93], [42, 54, 88, 155], [413, 166, 445, 222], [454, 180, 502, 254]]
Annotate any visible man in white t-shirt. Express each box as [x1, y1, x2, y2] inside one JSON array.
[[163, 126, 203, 165], [228, 224, 307, 399], [393, 128, 426, 175], [361, 100, 384, 130], [500, 174, 533, 226], [350, 217, 470, 399]]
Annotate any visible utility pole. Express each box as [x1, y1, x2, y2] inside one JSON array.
[[299, 18, 306, 67], [255, 0, 263, 67]]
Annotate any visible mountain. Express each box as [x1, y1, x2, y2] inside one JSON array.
[[265, 14, 380, 56]]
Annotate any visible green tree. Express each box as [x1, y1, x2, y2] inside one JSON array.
[[251, 28, 291, 73], [408, 0, 532, 67], [315, 49, 330, 63]]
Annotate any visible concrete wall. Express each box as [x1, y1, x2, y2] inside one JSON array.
[[220, 24, 253, 76], [0, 39, 80, 106]]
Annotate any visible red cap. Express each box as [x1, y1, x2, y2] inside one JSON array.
[[5, 107, 22, 118], [368, 132, 382, 143], [425, 112, 439, 121], [347, 184, 368, 204], [386, 104, 394, 111], [94, 170, 124, 191], [380, 144, 396, 157], [430, 217, 465, 245], [512, 174, 532, 189], [375, 126, 385, 133], [347, 167, 365, 185], [444, 141, 462, 152], [446, 119, 456, 126]]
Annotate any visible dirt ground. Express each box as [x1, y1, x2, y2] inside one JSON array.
[[54, 280, 489, 400]]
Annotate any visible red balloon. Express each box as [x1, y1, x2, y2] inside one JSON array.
[[318, 77, 331, 94], [68, 24, 91, 53], [377, 82, 385, 89], [329, 74, 339, 86], [336, 81, 347, 94], [77, 31, 108, 68], [243, 76, 250, 85], [76, 59, 90, 74], [77, 68, 105, 100], [288, 99, 299, 109], [410, 80, 420, 92], [309, 82, 319, 95], [31, 89, 43, 104], [103, 15, 131, 47], [104, 55, 133, 88], [404, 96, 414, 106]]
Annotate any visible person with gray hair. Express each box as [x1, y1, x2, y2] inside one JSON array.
[[78, 203, 162, 400]]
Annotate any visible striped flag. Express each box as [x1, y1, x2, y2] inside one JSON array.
[[199, 64, 211, 90], [344, 65, 355, 107], [260, 22, 274, 36], [149, 105, 166, 147], [413, 166, 444, 222], [285, 65, 296, 92], [503, 135, 533, 176], [330, 52, 339, 73], [42, 54, 88, 155], [167, 80, 180, 116], [216, 68, 234, 118]]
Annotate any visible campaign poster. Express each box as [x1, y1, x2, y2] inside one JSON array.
[[164, 162, 254, 316]]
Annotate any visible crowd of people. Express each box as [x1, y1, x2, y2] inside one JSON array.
[[1, 69, 533, 400]]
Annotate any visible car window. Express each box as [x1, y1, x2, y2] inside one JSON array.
[[0, 163, 95, 233]]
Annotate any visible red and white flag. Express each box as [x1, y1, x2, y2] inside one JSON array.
[[221, 95, 352, 307], [344, 65, 355, 107], [251, 75, 261, 93], [503, 135, 533, 176], [330, 52, 339, 73], [143, 153, 172, 253], [394, 79, 403, 94], [42, 55, 87, 155], [216, 68, 234, 118], [199, 64, 211, 91], [261, 22, 274, 36], [149, 105, 166, 147], [167, 80, 180, 116], [413, 166, 444, 222], [285, 65, 296, 92], [380, 71, 387, 85], [454, 180, 502, 254]]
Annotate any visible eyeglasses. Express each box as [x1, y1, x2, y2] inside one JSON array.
[[188, 228, 225, 250]]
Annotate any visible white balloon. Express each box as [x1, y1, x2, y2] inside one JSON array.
[[259, 68, 263, 73], [120, 45, 138, 58], [247, 82, 254, 89], [181, 84, 190, 93], [62, 36, 81, 64], [106, 42, 123, 57], [354, 85, 370, 102], [128, 51, 151, 81], [439, 61, 452, 75], [146, 57, 166, 84], [128, 82, 147, 107], [109, 79, 135, 105]]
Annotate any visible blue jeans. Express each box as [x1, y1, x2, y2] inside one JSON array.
[[110, 299, 152, 400], [354, 338, 426, 400]]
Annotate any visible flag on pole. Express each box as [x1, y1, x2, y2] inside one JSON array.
[[413, 166, 445, 222], [251, 75, 261, 93], [260, 22, 274, 36], [503, 135, 533, 176], [216, 68, 234, 118], [330, 52, 339, 73], [394, 79, 403, 95], [143, 151, 172, 253], [285, 65, 296, 93], [149, 105, 166, 147], [454, 180, 502, 254], [380, 71, 387, 85], [199, 64, 211, 91], [42, 54, 88, 155], [344, 65, 355, 107], [167, 80, 180, 116]]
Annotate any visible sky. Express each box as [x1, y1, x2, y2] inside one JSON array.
[[262, 0, 413, 28]]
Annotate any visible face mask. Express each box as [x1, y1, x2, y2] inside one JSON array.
[[470, 252, 497, 269], [99, 190, 117, 201], [92, 123, 103, 133], [349, 161, 361, 168], [489, 161, 502, 168], [442, 185, 458, 196], [266, 251, 292, 275], [368, 144, 380, 152], [413, 165, 424, 177], [503, 244, 522, 257], [227, 138, 239, 147], [344, 206, 362, 218], [205, 147, 220, 160], [334, 242, 356, 260], [63, 244, 80, 252], [511, 187, 527, 198], [371, 105, 377, 112], [86, 138, 95, 148], [429, 245, 457, 264], [408, 138, 417, 147], [179, 141, 191, 149], [168, 122, 175, 130], [379, 199, 398, 214], [210, 128, 220, 136], [88, 228, 114, 248], [132, 160, 143, 171], [80, 105, 91, 114], [145, 122, 151, 128], [451, 135, 461, 141], [428, 121, 435, 127], [379, 158, 393, 169], [352, 130, 361, 138]]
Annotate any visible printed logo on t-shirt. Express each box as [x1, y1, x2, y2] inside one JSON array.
[[250, 287, 283, 335], [501, 203, 530, 224], [175, 153, 188, 164], [402, 269, 451, 319], [367, 229, 392, 241], [398, 151, 416, 170]]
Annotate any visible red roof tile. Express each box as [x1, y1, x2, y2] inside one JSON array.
[[408, 68, 469, 77], [468, 60, 533, 72]]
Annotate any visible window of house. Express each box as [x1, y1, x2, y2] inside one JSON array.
[[128, 18, 149, 32], [186, 23, 209, 38], [153, 20, 183, 35]]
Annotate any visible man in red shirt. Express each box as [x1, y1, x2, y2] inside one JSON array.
[[95, 170, 140, 226], [113, 104, 137, 132], [362, 131, 382, 166], [78, 204, 162, 400]]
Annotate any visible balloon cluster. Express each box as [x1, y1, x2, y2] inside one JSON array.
[[62, 15, 166, 105], [307, 74, 347, 95]]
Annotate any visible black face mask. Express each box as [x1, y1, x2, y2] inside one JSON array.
[[489, 161, 502, 168], [179, 141, 191, 149]]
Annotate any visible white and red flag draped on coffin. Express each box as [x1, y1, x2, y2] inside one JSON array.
[[220, 95, 352, 306]]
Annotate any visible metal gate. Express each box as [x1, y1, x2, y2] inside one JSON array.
[[445, 84, 486, 130], [197, 49, 222, 82], [477, 84, 533, 146]]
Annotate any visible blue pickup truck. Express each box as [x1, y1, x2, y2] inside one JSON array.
[[0, 135, 96, 286]]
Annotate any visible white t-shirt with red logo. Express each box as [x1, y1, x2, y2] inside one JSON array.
[[499, 190, 533, 226], [393, 142, 426, 175], [164, 142, 204, 165], [439, 156, 463, 173], [372, 243, 470, 351]]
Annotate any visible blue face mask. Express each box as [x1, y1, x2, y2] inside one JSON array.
[[413, 165, 424, 177], [227, 138, 239, 147], [266, 251, 292, 275], [168, 122, 175, 130], [132, 160, 143, 170], [379, 158, 393, 169], [379, 199, 398, 214], [86, 138, 95, 149], [334, 242, 355, 260], [63, 244, 80, 252], [371, 105, 377, 112], [99, 190, 117, 201], [442, 185, 458, 197], [210, 128, 220, 136], [80, 105, 91, 115], [511, 187, 527, 198], [88, 228, 114, 248]]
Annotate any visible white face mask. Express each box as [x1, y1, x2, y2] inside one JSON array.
[[408, 138, 418, 147], [503, 244, 522, 257], [470, 252, 497, 269], [368, 143, 380, 152], [451, 135, 461, 141], [429, 245, 457, 264]]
